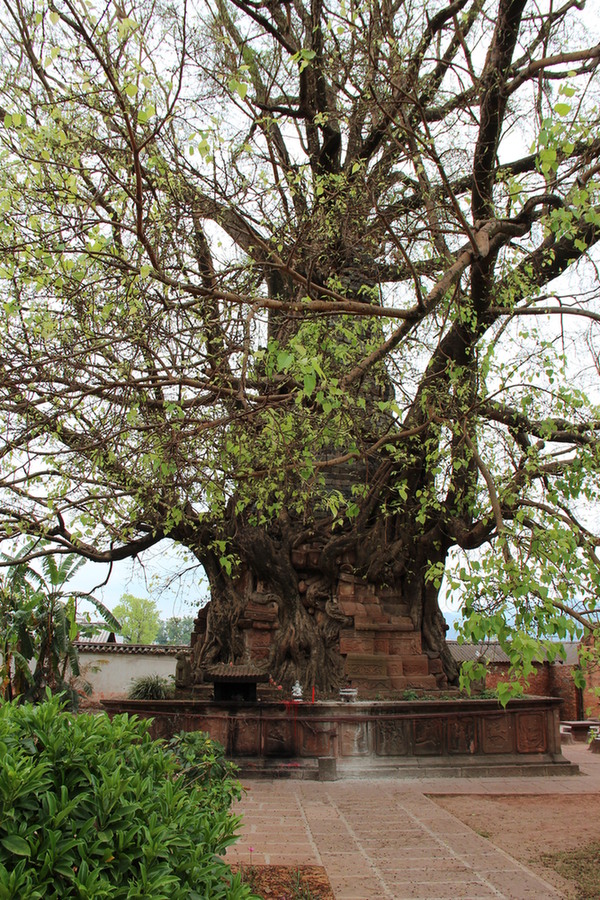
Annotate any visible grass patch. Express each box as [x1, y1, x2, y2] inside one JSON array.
[[541, 841, 600, 899]]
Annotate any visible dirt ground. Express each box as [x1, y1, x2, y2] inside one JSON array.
[[432, 793, 600, 899], [234, 864, 335, 899]]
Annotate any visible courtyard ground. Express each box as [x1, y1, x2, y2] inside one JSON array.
[[226, 742, 600, 899]]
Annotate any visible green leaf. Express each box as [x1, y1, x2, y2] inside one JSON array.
[[1, 835, 31, 856], [228, 78, 248, 100], [554, 102, 571, 117], [276, 350, 293, 371], [303, 372, 316, 396]]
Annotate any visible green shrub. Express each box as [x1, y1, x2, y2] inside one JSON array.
[[169, 730, 239, 813], [0, 695, 259, 899], [127, 674, 172, 700], [401, 689, 419, 701]]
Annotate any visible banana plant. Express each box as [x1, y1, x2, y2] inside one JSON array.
[[0, 544, 120, 705]]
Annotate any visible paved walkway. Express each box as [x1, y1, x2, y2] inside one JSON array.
[[225, 744, 600, 899]]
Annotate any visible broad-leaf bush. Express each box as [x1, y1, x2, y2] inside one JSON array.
[[169, 731, 241, 814], [0, 695, 258, 899]]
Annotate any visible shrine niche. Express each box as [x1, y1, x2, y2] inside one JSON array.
[[204, 664, 269, 702]]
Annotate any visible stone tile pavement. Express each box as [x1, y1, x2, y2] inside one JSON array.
[[225, 744, 600, 899]]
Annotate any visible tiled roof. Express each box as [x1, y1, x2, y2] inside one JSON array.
[[447, 640, 581, 666], [75, 639, 581, 665], [447, 641, 510, 663], [76, 630, 124, 644], [74, 642, 188, 656], [553, 642, 581, 666], [203, 664, 269, 682]]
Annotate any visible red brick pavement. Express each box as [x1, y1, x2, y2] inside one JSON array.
[[225, 744, 599, 899]]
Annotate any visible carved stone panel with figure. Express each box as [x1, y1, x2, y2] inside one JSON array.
[[482, 715, 514, 754], [516, 712, 547, 753]]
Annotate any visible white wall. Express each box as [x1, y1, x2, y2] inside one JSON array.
[[75, 647, 181, 698]]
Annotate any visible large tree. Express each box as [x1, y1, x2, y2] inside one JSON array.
[[113, 593, 161, 643], [156, 616, 195, 645], [1, 0, 600, 692]]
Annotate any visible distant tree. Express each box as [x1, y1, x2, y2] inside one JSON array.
[[112, 594, 161, 644], [156, 616, 195, 645]]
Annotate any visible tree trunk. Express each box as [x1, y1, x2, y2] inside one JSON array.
[[192, 512, 459, 696], [190, 269, 461, 696]]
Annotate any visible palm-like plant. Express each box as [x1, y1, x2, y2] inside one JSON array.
[[0, 561, 37, 701], [0, 544, 120, 705]]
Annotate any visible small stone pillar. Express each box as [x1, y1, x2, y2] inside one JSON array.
[[318, 756, 337, 781]]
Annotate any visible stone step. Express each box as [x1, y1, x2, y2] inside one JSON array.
[[349, 676, 397, 695], [339, 632, 375, 655], [403, 674, 439, 690], [233, 755, 579, 780], [380, 601, 411, 618], [344, 653, 388, 679], [389, 614, 415, 628], [354, 617, 414, 632], [336, 600, 387, 619], [389, 633, 423, 655]]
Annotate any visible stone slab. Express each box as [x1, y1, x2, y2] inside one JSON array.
[[344, 653, 388, 678]]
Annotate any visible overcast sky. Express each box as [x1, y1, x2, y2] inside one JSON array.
[[71, 540, 207, 622]]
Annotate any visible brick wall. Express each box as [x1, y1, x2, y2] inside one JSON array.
[[583, 680, 600, 717], [484, 662, 549, 695], [581, 637, 600, 717], [484, 661, 581, 719], [548, 664, 582, 720]]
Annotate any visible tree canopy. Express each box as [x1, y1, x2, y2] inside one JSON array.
[[112, 593, 161, 643], [1, 0, 600, 688], [156, 616, 195, 645]]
